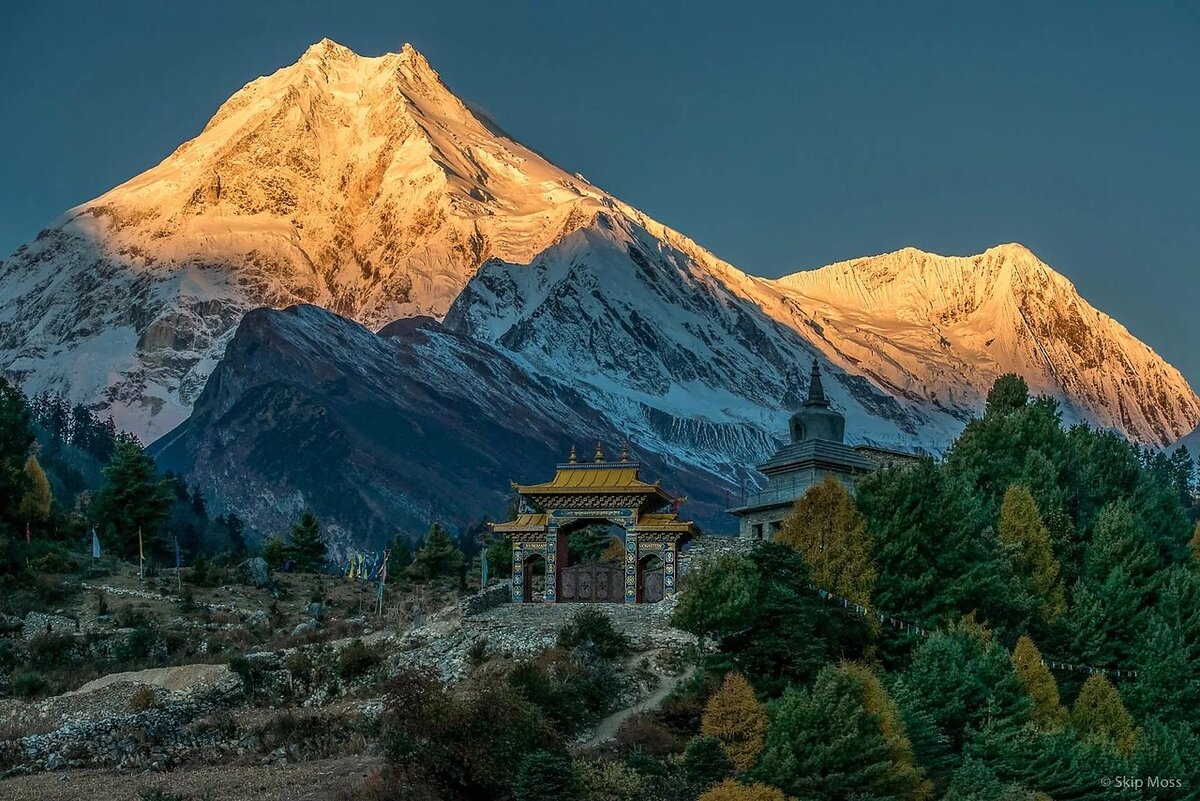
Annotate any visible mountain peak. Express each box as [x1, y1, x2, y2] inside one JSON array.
[[984, 242, 1036, 259], [302, 37, 355, 58]]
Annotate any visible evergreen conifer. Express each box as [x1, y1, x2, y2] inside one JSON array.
[[288, 511, 327, 572], [410, 522, 465, 581], [755, 665, 915, 800], [91, 440, 172, 558]]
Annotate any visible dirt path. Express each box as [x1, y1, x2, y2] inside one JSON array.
[[0, 754, 382, 801], [585, 662, 695, 745]]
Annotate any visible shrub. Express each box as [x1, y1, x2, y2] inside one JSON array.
[[13, 671, 47, 699], [556, 607, 628, 660], [129, 685, 159, 711], [512, 749, 580, 801], [338, 639, 382, 679], [509, 649, 621, 735], [682, 736, 733, 791], [0, 638, 17, 670], [286, 650, 313, 683], [467, 638, 489, 666], [380, 670, 560, 798], [191, 711, 238, 740], [27, 632, 75, 669], [116, 626, 158, 663], [138, 787, 186, 801], [615, 714, 682, 758], [229, 655, 264, 693]]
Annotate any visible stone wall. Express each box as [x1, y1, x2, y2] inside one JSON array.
[[678, 534, 756, 577], [21, 612, 78, 640], [459, 580, 512, 616]]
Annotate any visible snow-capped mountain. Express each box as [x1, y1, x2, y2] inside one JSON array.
[[0, 39, 620, 440], [772, 245, 1200, 447], [1, 39, 1196, 454]]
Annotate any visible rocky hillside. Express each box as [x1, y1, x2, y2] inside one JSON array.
[[151, 304, 737, 540]]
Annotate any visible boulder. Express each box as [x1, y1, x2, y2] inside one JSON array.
[[291, 620, 318, 637], [235, 557, 271, 588]]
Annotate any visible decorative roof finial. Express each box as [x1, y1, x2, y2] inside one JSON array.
[[594, 441, 605, 463], [568, 445, 577, 464], [620, 441, 629, 463], [805, 359, 830, 407]]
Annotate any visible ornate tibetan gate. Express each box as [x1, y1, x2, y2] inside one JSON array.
[[491, 443, 697, 604]]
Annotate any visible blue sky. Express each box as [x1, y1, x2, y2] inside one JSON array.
[[1, 1, 1197, 386]]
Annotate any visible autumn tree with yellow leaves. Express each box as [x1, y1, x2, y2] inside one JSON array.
[[701, 672, 768, 771], [777, 475, 876, 606]]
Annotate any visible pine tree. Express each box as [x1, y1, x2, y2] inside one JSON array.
[[1125, 567, 1200, 731], [698, 779, 786, 801], [671, 553, 762, 642], [896, 621, 1032, 759], [261, 535, 288, 570], [0, 376, 34, 532], [672, 544, 866, 695], [755, 665, 914, 800], [842, 662, 933, 800], [681, 736, 733, 792], [1069, 675, 1137, 755], [700, 672, 768, 770], [409, 522, 464, 581], [858, 460, 1032, 633], [1190, 521, 1200, 563], [567, 525, 613, 564], [483, 534, 512, 577], [1069, 501, 1160, 667], [1011, 636, 1066, 730], [385, 534, 413, 581], [17, 455, 52, 522], [216, 512, 247, 556], [1133, 717, 1200, 798], [998, 485, 1065, 621], [986, 374, 1030, 416], [288, 511, 327, 572], [777, 475, 876, 605], [91, 440, 172, 558], [511, 750, 579, 801], [943, 761, 1039, 801]]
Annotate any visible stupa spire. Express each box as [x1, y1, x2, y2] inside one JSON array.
[[805, 359, 830, 407]]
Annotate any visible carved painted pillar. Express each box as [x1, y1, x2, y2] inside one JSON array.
[[544, 526, 559, 603], [624, 529, 639, 603], [664, 540, 678, 596], [511, 542, 524, 603]]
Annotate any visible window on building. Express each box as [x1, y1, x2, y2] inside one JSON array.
[[752, 523, 763, 540]]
